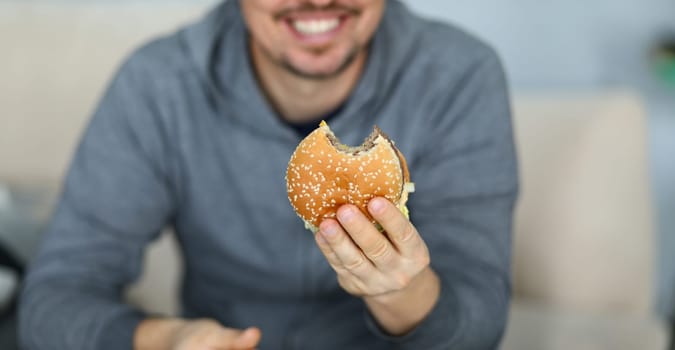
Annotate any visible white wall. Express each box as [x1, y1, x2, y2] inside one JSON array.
[[403, 0, 675, 88]]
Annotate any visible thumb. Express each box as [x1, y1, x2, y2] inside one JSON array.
[[231, 327, 262, 349]]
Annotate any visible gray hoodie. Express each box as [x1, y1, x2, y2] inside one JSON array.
[[19, 1, 518, 349]]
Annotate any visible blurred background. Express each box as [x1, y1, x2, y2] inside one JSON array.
[[1, 0, 674, 349]]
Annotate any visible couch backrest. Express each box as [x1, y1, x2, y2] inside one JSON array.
[[511, 92, 655, 315], [0, 2, 212, 184], [0, 2, 656, 317]]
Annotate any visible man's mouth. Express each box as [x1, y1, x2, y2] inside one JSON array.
[[292, 18, 341, 35], [277, 7, 359, 44], [283, 14, 350, 45]]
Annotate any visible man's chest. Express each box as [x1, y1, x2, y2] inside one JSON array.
[[169, 116, 338, 296]]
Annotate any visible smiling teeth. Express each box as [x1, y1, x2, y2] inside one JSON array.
[[293, 18, 340, 35]]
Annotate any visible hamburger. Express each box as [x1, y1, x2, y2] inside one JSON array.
[[286, 121, 414, 232]]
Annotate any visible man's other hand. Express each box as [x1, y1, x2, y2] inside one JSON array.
[[135, 318, 261, 350]]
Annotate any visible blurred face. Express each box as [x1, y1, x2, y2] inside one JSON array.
[[241, 0, 386, 79]]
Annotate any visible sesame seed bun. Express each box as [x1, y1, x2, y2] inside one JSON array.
[[286, 121, 414, 232]]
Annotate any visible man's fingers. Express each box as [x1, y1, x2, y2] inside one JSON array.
[[336, 205, 397, 268], [368, 197, 421, 256], [314, 223, 346, 273], [213, 327, 260, 350], [318, 218, 374, 277], [231, 327, 262, 349]]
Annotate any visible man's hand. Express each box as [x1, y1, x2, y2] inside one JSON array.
[[316, 197, 430, 296], [315, 197, 441, 335], [134, 318, 261, 350]]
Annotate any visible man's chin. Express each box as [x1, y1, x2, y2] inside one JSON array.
[[283, 65, 344, 80], [282, 50, 360, 80]]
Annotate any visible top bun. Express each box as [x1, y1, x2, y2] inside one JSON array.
[[286, 121, 414, 232]]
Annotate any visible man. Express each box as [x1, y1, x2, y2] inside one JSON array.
[[19, 0, 518, 349]]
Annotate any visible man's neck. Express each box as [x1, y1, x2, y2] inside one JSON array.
[[250, 44, 367, 124]]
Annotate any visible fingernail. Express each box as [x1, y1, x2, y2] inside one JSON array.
[[321, 224, 338, 237], [369, 198, 385, 214], [338, 207, 355, 222]]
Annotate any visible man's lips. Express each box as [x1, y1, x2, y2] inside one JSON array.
[[276, 8, 359, 45], [288, 17, 344, 35], [282, 15, 352, 45]]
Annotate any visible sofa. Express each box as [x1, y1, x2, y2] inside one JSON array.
[[0, 2, 668, 349]]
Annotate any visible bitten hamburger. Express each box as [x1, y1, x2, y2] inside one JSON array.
[[286, 121, 414, 232]]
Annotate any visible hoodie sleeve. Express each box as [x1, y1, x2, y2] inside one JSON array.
[[364, 50, 518, 349], [19, 49, 176, 350]]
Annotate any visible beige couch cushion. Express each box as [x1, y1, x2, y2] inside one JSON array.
[[502, 300, 668, 350]]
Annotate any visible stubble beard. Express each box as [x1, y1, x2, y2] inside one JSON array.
[[282, 47, 362, 80], [259, 41, 364, 81]]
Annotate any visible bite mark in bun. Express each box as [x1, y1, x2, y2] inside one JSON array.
[[286, 121, 414, 232]]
